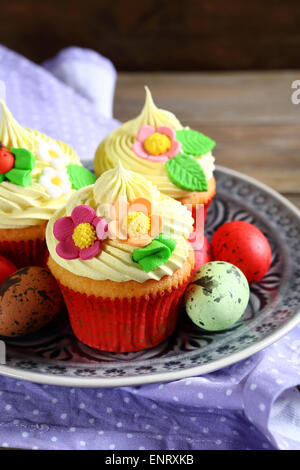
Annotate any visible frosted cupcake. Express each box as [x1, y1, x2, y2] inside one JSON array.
[[94, 87, 216, 225], [0, 100, 95, 268], [46, 164, 194, 352]]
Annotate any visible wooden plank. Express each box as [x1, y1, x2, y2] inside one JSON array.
[[114, 72, 300, 124], [193, 124, 300, 194], [2, 0, 300, 70]]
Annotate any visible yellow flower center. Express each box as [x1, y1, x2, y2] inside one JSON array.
[[144, 132, 171, 156], [49, 150, 60, 159], [51, 176, 62, 186], [72, 223, 97, 249], [124, 212, 150, 238]]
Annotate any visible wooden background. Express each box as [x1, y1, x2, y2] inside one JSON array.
[[1, 0, 300, 71]]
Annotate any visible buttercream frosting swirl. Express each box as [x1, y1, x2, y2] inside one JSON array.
[[46, 165, 194, 282], [0, 100, 81, 229], [94, 87, 215, 198]]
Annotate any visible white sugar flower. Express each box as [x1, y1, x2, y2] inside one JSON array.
[[37, 141, 69, 169], [39, 167, 72, 199]]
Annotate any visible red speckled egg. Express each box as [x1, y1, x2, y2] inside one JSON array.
[[0, 255, 17, 285], [211, 221, 272, 284]]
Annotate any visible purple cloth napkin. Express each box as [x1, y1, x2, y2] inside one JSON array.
[[0, 44, 299, 451], [42, 47, 117, 120]]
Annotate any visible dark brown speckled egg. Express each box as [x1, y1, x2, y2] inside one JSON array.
[[0, 266, 64, 337]]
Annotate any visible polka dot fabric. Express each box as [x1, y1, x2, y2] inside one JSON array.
[[0, 45, 299, 450]]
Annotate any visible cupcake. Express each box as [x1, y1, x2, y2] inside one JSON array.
[[46, 163, 195, 352], [94, 87, 216, 227], [0, 100, 95, 268]]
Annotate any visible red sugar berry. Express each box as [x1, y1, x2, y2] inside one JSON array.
[[211, 221, 272, 284], [0, 145, 15, 174]]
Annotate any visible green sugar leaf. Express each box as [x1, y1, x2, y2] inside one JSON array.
[[156, 232, 177, 252], [176, 129, 215, 157], [165, 153, 208, 192], [132, 233, 176, 272], [10, 147, 36, 170], [67, 165, 97, 190], [5, 169, 32, 187]]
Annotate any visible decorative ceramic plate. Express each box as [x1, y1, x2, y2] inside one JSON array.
[[0, 166, 299, 387]]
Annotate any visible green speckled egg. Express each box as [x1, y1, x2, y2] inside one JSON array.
[[185, 261, 250, 331]]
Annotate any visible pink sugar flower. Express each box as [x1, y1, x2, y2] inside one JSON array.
[[132, 125, 181, 162], [53, 205, 108, 260]]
